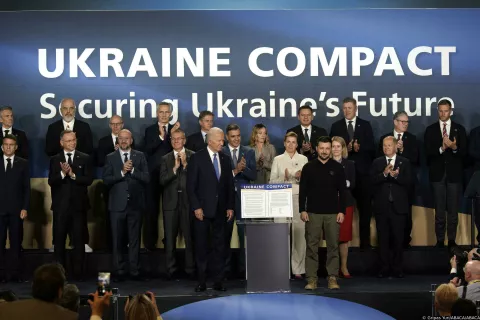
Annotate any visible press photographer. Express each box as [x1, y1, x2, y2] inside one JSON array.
[[455, 260, 480, 302], [449, 248, 480, 286]]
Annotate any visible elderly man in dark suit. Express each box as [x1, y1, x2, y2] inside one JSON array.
[[0, 134, 29, 283], [160, 128, 195, 279], [371, 136, 412, 278], [286, 105, 328, 160], [185, 110, 214, 152], [424, 99, 467, 249], [330, 97, 375, 249], [187, 127, 235, 292], [103, 129, 150, 281], [377, 111, 419, 248], [0, 106, 29, 159], [48, 130, 93, 279]]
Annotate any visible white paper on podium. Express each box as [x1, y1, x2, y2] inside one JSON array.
[[241, 184, 293, 218]]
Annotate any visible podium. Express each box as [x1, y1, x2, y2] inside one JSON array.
[[239, 184, 293, 293]]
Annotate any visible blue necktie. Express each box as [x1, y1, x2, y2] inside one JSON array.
[[213, 153, 220, 180]]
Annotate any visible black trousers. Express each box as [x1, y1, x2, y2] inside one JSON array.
[[404, 187, 415, 246], [194, 212, 226, 284], [376, 204, 406, 273], [225, 192, 245, 274], [53, 208, 85, 275], [354, 173, 373, 246], [101, 183, 113, 251], [144, 172, 161, 250], [164, 193, 195, 276], [432, 174, 461, 242], [0, 214, 22, 278], [111, 205, 141, 276]]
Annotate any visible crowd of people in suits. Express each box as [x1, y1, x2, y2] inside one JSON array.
[[0, 95, 479, 292]]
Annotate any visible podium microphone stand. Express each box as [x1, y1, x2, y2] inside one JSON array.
[[464, 172, 480, 248]]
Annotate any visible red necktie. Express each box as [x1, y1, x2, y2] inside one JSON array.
[[442, 122, 447, 137], [397, 133, 401, 141]]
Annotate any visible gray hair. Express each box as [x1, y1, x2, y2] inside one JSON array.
[[206, 127, 224, 142], [393, 111, 408, 120]]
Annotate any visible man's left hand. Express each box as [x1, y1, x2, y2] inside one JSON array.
[[226, 210, 234, 221], [336, 212, 345, 224], [20, 210, 27, 220]]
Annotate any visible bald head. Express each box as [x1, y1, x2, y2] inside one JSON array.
[[465, 260, 480, 282], [109, 115, 124, 135], [60, 98, 76, 122], [207, 127, 224, 153], [118, 129, 133, 151]]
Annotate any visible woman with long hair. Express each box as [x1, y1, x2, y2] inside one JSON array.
[[249, 124, 276, 184]]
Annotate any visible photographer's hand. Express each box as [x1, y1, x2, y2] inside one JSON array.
[[450, 255, 457, 269], [450, 277, 461, 287], [88, 290, 112, 318]]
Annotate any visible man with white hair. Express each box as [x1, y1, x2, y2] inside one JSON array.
[[457, 260, 480, 301]]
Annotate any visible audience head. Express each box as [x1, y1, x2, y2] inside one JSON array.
[[451, 298, 477, 316], [464, 260, 480, 282], [0, 290, 17, 304], [60, 130, 77, 152], [125, 293, 157, 320], [0, 106, 14, 129], [170, 128, 186, 151], [316, 136, 332, 161], [437, 99, 452, 122], [331, 136, 348, 160], [297, 105, 314, 127], [206, 127, 224, 153], [284, 132, 298, 154], [226, 123, 241, 148], [342, 97, 357, 120], [393, 111, 409, 133], [157, 102, 172, 125], [31, 263, 66, 303], [434, 283, 458, 316], [2, 134, 18, 157], [60, 284, 80, 313], [198, 110, 214, 132], [468, 248, 480, 261], [382, 136, 398, 158], [250, 124, 269, 146], [109, 115, 124, 135], [118, 129, 133, 151], [60, 98, 76, 122]]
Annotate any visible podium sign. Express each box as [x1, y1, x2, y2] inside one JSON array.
[[241, 184, 293, 219]]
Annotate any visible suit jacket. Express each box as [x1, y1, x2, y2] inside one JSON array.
[[96, 134, 136, 167], [144, 123, 173, 173], [339, 158, 356, 207], [370, 155, 412, 215], [330, 117, 375, 175], [48, 151, 93, 213], [286, 124, 328, 160], [45, 119, 93, 157], [187, 148, 235, 219], [0, 156, 30, 215], [159, 148, 194, 211], [0, 299, 77, 320], [103, 149, 150, 212], [1, 128, 29, 159], [377, 131, 419, 166], [424, 120, 467, 183], [469, 126, 480, 171], [185, 131, 207, 152]]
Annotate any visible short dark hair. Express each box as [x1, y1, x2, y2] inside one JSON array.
[[451, 298, 477, 316], [393, 111, 408, 120], [157, 101, 172, 112], [32, 263, 66, 302], [316, 136, 332, 147], [60, 284, 80, 312], [226, 123, 240, 134], [438, 99, 452, 108], [60, 130, 76, 140], [342, 97, 357, 106], [0, 106, 13, 113], [297, 105, 313, 115], [2, 134, 17, 144], [199, 110, 214, 121]]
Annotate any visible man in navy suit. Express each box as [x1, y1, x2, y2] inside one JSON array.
[[222, 124, 256, 278], [0, 135, 29, 282], [0, 106, 29, 159], [330, 97, 375, 249], [185, 110, 214, 152], [187, 127, 235, 292], [103, 129, 150, 281], [143, 102, 180, 250], [424, 99, 467, 248]]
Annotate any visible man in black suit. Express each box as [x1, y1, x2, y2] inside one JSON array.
[[143, 102, 180, 251], [371, 136, 412, 278], [469, 125, 480, 244], [287, 105, 328, 160], [103, 129, 150, 281], [424, 99, 467, 248], [187, 127, 235, 292], [377, 111, 419, 248], [185, 110, 214, 152], [0, 135, 29, 282], [48, 130, 93, 279], [159, 129, 195, 279], [330, 97, 375, 249], [0, 106, 29, 159]]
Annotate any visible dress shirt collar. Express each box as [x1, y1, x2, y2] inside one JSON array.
[[3, 154, 14, 162], [158, 122, 169, 129], [301, 125, 312, 132], [207, 146, 218, 158], [385, 154, 397, 164], [64, 150, 75, 159], [439, 119, 451, 127], [63, 118, 75, 130], [345, 117, 357, 127], [394, 130, 404, 139], [228, 144, 240, 154], [2, 126, 12, 135], [174, 148, 185, 157], [119, 148, 131, 159]]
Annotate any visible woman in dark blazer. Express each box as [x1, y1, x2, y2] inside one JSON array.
[[332, 136, 356, 278]]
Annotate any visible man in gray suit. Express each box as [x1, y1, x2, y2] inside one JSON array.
[[103, 129, 150, 281], [160, 128, 195, 279]]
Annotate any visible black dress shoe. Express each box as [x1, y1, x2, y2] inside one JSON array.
[[436, 241, 445, 248], [377, 270, 388, 278], [448, 241, 457, 248], [195, 283, 207, 292], [213, 283, 227, 291], [393, 272, 405, 278]]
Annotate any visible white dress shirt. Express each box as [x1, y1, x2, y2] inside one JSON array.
[[202, 131, 208, 142], [345, 117, 357, 130], [3, 154, 14, 171], [394, 130, 403, 140], [111, 133, 118, 147], [383, 154, 397, 178], [158, 123, 169, 140], [207, 146, 221, 176], [269, 151, 308, 195], [120, 149, 134, 176], [61, 150, 76, 179], [2, 126, 12, 136], [300, 125, 312, 141], [173, 147, 186, 174], [228, 144, 240, 176], [438, 119, 456, 154], [63, 119, 75, 130]]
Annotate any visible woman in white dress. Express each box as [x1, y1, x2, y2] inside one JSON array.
[[269, 132, 309, 278]]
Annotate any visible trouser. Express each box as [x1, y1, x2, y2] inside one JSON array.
[[102, 183, 113, 251], [354, 174, 372, 246], [376, 204, 406, 273], [305, 213, 339, 281], [225, 192, 245, 274], [291, 194, 305, 275], [144, 172, 161, 250], [111, 205, 142, 276], [432, 174, 461, 242], [0, 214, 22, 278]]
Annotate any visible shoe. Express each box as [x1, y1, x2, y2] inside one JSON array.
[[213, 283, 227, 291], [448, 241, 457, 248], [339, 270, 352, 279], [328, 276, 340, 290], [304, 280, 317, 290], [294, 274, 303, 280], [377, 270, 388, 278], [393, 271, 405, 278], [435, 241, 445, 248], [85, 244, 93, 253], [195, 283, 207, 292]]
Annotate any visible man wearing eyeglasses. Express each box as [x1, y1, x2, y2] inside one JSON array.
[[377, 111, 419, 248], [159, 129, 195, 280]]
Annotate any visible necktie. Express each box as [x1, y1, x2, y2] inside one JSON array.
[[163, 125, 167, 139], [442, 122, 448, 137], [124, 153, 129, 163], [397, 133, 401, 141], [4, 130, 9, 137], [6, 158, 12, 172], [177, 154, 183, 174], [387, 158, 393, 201], [66, 125, 70, 130], [304, 128, 310, 143], [204, 134, 207, 144], [213, 153, 220, 180], [232, 148, 238, 168], [115, 137, 119, 146], [347, 121, 354, 141], [67, 153, 73, 166]]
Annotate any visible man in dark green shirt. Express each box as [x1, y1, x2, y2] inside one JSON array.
[[299, 136, 347, 290]]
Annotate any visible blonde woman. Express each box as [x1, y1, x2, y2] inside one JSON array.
[[250, 124, 276, 184], [125, 292, 163, 320], [331, 136, 355, 278], [270, 132, 308, 279]]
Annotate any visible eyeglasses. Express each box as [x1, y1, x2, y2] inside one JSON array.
[[396, 120, 409, 124], [110, 122, 123, 126], [171, 137, 185, 142]]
